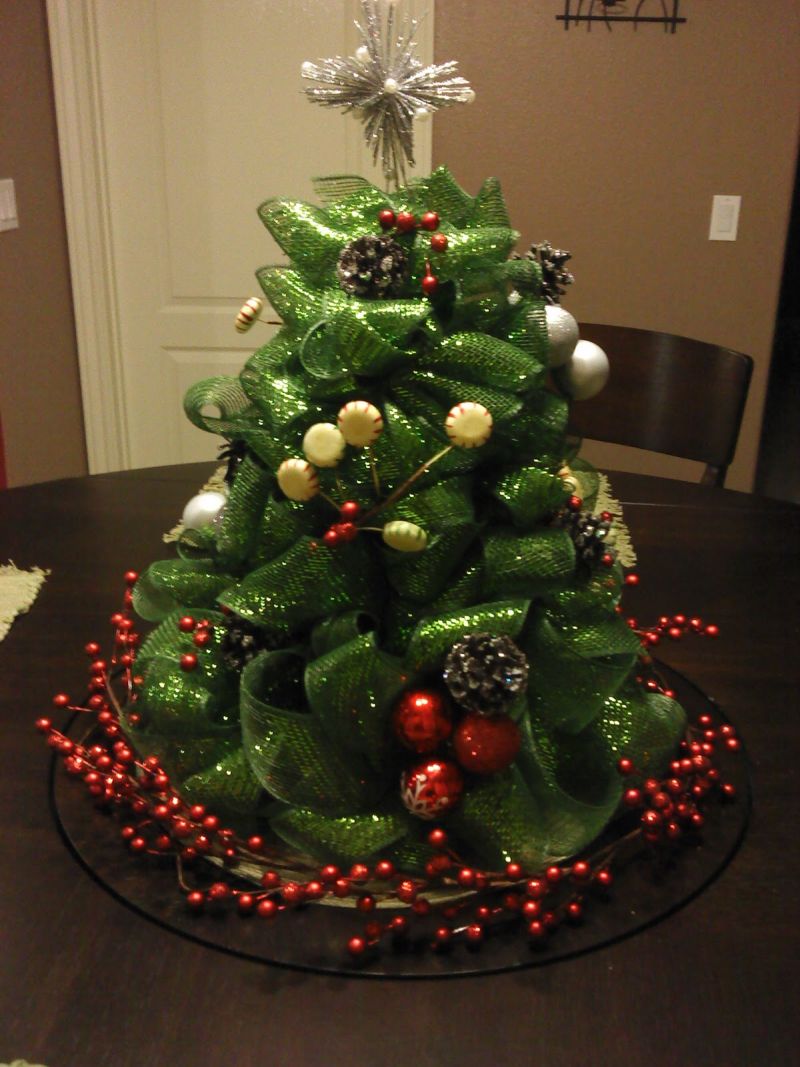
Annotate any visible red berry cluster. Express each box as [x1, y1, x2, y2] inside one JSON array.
[[377, 207, 446, 296], [322, 500, 361, 547], [635, 613, 720, 649]]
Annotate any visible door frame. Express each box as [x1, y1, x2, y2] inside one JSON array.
[[46, 0, 434, 473]]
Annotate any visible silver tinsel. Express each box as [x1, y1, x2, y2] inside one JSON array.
[[301, 0, 473, 188]]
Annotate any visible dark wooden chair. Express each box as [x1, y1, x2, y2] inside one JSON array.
[[567, 324, 753, 487]]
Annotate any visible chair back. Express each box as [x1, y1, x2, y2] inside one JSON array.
[[567, 324, 753, 486]]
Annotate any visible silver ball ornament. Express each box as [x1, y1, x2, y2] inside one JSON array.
[[545, 305, 579, 368], [181, 490, 228, 531], [554, 339, 610, 401]]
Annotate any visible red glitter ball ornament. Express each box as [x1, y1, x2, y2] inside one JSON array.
[[453, 713, 521, 775], [400, 758, 464, 820], [393, 689, 453, 753]]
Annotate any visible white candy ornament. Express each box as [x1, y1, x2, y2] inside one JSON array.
[[337, 400, 384, 447], [444, 402, 493, 448], [181, 490, 228, 531], [555, 339, 610, 401], [545, 304, 579, 368], [382, 520, 428, 553], [277, 458, 319, 502], [235, 297, 263, 333], [302, 423, 346, 468]]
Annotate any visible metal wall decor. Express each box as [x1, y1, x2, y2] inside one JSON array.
[[557, 1, 686, 32]]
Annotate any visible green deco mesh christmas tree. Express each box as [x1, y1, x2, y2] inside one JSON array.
[[127, 163, 686, 877]]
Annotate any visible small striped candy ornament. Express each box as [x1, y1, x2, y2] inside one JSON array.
[[277, 458, 319, 502], [444, 402, 493, 448], [235, 297, 264, 333], [302, 423, 346, 468], [382, 520, 428, 553], [337, 400, 384, 447]]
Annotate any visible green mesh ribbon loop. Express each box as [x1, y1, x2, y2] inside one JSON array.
[[305, 632, 408, 773], [240, 651, 382, 814]]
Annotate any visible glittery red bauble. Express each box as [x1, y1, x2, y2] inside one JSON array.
[[400, 759, 464, 820], [453, 713, 521, 775], [393, 690, 453, 753]]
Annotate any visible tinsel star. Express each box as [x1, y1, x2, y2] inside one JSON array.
[[301, 0, 473, 188]]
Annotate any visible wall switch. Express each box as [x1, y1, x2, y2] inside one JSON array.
[[0, 178, 19, 232], [709, 194, 741, 241]]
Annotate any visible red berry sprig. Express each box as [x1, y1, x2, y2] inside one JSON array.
[[375, 208, 445, 296]]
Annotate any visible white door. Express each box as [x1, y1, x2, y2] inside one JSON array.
[[49, 0, 433, 472]]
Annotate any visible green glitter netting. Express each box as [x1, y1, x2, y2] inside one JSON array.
[[130, 167, 685, 872]]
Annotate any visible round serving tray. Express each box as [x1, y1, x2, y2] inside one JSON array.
[[52, 664, 750, 979]]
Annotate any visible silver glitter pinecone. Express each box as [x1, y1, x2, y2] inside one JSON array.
[[337, 234, 408, 298], [555, 509, 615, 568], [221, 615, 272, 672], [443, 632, 529, 715]]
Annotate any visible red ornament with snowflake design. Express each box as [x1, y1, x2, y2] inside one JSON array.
[[400, 759, 464, 820]]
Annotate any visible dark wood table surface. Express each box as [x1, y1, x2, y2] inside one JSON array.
[[1, 465, 798, 1067]]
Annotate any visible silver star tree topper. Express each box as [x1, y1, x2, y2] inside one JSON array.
[[301, 0, 474, 188]]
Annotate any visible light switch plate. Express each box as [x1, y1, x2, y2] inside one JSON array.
[[709, 194, 741, 241], [0, 178, 18, 232]]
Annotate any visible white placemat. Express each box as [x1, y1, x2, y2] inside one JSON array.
[[0, 562, 49, 642]]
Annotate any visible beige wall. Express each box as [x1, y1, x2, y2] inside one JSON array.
[[434, 0, 800, 491], [0, 0, 86, 487]]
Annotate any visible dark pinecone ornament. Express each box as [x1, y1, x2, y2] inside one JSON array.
[[220, 614, 274, 672], [444, 633, 529, 715], [556, 508, 616, 568], [526, 241, 574, 305], [337, 234, 408, 298]]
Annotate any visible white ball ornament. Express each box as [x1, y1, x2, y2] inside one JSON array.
[[355, 45, 370, 63], [277, 458, 319, 502], [460, 88, 477, 104], [444, 402, 493, 448], [300, 61, 315, 76], [383, 77, 399, 95], [302, 423, 346, 468], [545, 304, 579, 368], [555, 339, 610, 401], [181, 491, 228, 531], [235, 297, 263, 333], [337, 400, 384, 447], [382, 521, 428, 553]]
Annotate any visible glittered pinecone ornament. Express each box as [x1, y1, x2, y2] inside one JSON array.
[[400, 758, 464, 820], [526, 240, 574, 305], [443, 633, 529, 715], [555, 508, 616, 568], [220, 614, 273, 672], [336, 234, 408, 298]]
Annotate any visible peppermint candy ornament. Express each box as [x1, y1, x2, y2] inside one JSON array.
[[445, 402, 493, 448], [234, 297, 263, 333], [337, 400, 384, 447], [277, 458, 319, 501], [302, 423, 345, 468]]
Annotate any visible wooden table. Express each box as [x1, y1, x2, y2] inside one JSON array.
[[1, 466, 798, 1066]]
